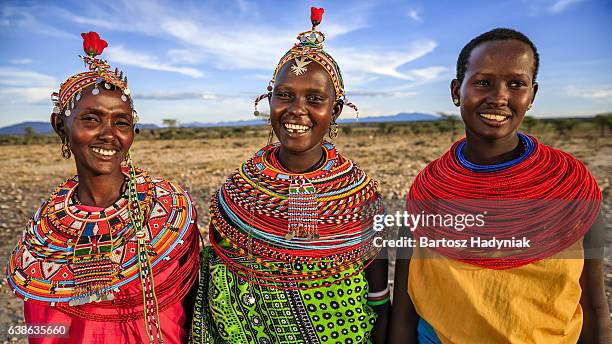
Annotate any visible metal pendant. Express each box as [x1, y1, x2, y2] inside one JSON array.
[[121, 94, 127, 102], [65, 109, 71, 116], [92, 88, 100, 95]]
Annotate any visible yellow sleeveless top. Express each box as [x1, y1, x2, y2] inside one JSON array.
[[408, 241, 584, 343]]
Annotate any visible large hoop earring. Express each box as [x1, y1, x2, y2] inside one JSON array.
[[329, 120, 339, 139], [61, 139, 71, 159]]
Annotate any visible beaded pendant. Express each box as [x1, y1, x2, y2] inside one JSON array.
[[287, 177, 318, 240], [69, 232, 119, 306]]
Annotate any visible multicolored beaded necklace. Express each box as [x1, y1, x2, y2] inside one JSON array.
[[8, 159, 167, 343], [210, 142, 384, 290]]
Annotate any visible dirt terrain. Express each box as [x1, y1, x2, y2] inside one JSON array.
[[0, 131, 609, 342]]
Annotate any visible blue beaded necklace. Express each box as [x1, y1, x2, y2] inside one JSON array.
[[456, 132, 535, 172]]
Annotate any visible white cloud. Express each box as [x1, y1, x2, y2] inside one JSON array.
[[348, 90, 418, 98], [0, 67, 56, 87], [565, 85, 612, 99], [8, 59, 32, 65], [105, 46, 205, 78], [335, 40, 439, 80], [0, 87, 52, 104], [135, 91, 224, 101], [548, 0, 584, 13], [408, 9, 422, 22], [167, 49, 206, 65], [0, 67, 57, 104]]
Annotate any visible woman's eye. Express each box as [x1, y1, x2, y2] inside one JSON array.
[[82, 115, 99, 122], [307, 95, 324, 103], [275, 92, 290, 99], [473, 80, 489, 87], [509, 80, 527, 88]]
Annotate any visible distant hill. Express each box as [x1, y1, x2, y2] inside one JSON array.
[[0, 113, 439, 135], [339, 112, 439, 124], [0, 121, 53, 135], [181, 112, 440, 128], [0, 121, 159, 135], [182, 118, 266, 128]]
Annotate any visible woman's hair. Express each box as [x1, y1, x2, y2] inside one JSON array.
[[456, 28, 540, 84]]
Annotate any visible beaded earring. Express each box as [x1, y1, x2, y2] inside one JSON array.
[[329, 120, 339, 139], [343, 95, 359, 119], [254, 84, 273, 117], [61, 138, 71, 159]]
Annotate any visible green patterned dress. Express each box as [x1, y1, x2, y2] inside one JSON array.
[[191, 247, 375, 344], [191, 143, 382, 344]]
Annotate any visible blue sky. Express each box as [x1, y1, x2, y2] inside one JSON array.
[[0, 0, 611, 127]]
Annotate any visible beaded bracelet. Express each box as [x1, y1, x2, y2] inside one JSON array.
[[367, 286, 390, 306]]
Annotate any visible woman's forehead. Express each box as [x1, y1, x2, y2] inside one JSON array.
[[467, 40, 535, 74], [275, 59, 335, 91]]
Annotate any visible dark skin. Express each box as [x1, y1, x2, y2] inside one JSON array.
[[270, 60, 389, 343], [389, 39, 610, 343], [51, 85, 134, 208]]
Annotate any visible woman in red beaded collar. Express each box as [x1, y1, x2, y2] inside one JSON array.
[[390, 28, 609, 344], [7, 32, 200, 344], [191, 8, 389, 344]]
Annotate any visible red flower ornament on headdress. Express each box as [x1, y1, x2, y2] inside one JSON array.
[[81, 31, 108, 57], [310, 7, 324, 28]]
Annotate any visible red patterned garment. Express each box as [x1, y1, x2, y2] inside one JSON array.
[[7, 167, 200, 343]]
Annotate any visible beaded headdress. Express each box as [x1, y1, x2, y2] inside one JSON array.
[[254, 7, 358, 117], [51, 32, 138, 122]]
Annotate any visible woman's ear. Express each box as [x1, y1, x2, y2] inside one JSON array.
[[332, 99, 344, 122], [450, 79, 461, 107], [531, 82, 539, 104], [51, 113, 68, 141]]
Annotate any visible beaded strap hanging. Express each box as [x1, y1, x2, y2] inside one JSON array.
[[125, 153, 164, 344], [287, 177, 318, 240]]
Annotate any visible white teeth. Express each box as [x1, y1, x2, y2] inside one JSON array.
[[92, 147, 118, 156], [479, 113, 509, 122], [283, 123, 310, 133]]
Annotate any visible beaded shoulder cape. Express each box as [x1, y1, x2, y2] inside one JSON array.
[[407, 134, 602, 269], [7, 167, 198, 306], [210, 142, 384, 288]]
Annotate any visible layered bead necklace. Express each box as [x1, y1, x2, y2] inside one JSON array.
[[408, 133, 601, 269], [210, 142, 384, 289]]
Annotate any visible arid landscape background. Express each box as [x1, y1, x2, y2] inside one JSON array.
[[0, 121, 610, 342]]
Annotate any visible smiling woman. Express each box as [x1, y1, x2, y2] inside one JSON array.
[[390, 28, 609, 344], [6, 32, 200, 344], [191, 7, 389, 344]]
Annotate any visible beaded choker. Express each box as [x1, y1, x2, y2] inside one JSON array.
[[456, 132, 535, 172]]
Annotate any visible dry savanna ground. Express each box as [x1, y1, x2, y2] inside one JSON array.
[[0, 130, 610, 343]]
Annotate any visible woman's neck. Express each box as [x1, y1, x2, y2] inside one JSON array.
[[463, 131, 523, 165], [75, 167, 125, 208], [278, 145, 325, 173]]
